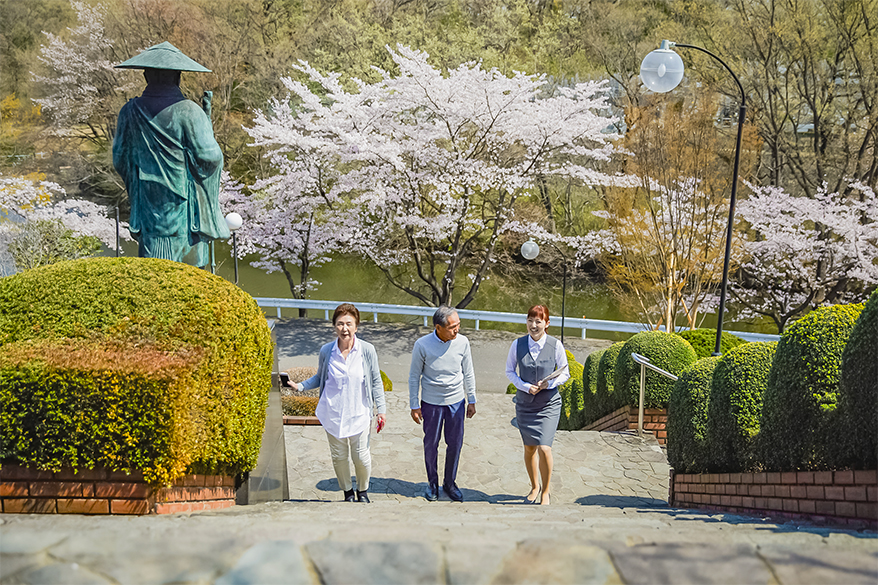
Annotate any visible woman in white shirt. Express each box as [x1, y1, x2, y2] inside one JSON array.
[[291, 303, 386, 502], [505, 305, 569, 505]]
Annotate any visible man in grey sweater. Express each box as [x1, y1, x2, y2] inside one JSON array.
[[409, 306, 477, 502]]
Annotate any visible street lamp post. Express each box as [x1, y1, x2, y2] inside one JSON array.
[[521, 239, 569, 344], [225, 212, 243, 284], [640, 40, 746, 356]]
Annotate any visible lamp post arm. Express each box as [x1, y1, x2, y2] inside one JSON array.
[[673, 44, 746, 105]]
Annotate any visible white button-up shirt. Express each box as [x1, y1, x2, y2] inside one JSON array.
[[505, 333, 570, 392], [315, 337, 371, 439]]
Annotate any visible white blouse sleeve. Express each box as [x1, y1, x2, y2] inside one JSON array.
[[547, 340, 571, 389], [505, 340, 530, 392]]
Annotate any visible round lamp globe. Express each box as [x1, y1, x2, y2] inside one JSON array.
[[521, 240, 540, 260], [225, 212, 243, 232]]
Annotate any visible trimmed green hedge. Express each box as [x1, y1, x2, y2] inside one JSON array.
[[615, 331, 698, 409], [563, 350, 584, 430], [578, 349, 603, 429], [760, 303, 864, 471], [837, 292, 878, 469], [706, 342, 777, 473], [381, 370, 393, 392], [667, 356, 720, 474], [676, 328, 746, 358], [0, 257, 273, 485], [594, 342, 625, 421]]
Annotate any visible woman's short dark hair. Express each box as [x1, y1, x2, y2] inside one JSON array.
[[433, 305, 457, 327], [332, 303, 360, 325], [527, 304, 550, 322]]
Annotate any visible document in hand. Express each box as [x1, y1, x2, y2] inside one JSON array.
[[539, 365, 568, 385]]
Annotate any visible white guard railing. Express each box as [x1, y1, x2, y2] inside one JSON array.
[[253, 297, 780, 343], [631, 353, 679, 438]]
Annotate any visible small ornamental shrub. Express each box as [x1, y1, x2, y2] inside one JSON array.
[[837, 292, 877, 469], [667, 356, 720, 474], [381, 370, 393, 392], [615, 331, 698, 409], [282, 395, 320, 417], [706, 342, 777, 472], [760, 303, 864, 471], [0, 339, 204, 484], [594, 342, 625, 421], [0, 257, 273, 485], [563, 350, 585, 430], [676, 328, 746, 359]]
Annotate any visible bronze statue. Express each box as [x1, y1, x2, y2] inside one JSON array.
[[113, 42, 228, 266]]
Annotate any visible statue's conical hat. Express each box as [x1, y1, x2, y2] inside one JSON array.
[[115, 41, 210, 72]]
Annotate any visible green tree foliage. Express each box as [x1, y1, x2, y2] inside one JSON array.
[[837, 291, 878, 469], [705, 342, 776, 472], [6, 218, 101, 271], [667, 356, 720, 474], [759, 303, 865, 471]]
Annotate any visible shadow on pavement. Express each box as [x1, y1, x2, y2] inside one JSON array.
[[305, 476, 538, 505], [575, 494, 669, 508], [645, 506, 878, 537]]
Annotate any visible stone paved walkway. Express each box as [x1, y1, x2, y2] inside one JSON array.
[[286, 392, 670, 506], [1, 319, 876, 584]]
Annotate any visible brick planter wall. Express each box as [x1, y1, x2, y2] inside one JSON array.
[[283, 415, 321, 425], [0, 463, 236, 515], [582, 405, 667, 445], [670, 469, 878, 528]]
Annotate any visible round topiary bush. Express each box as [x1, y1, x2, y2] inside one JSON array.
[[759, 303, 864, 471], [837, 291, 877, 469], [563, 350, 585, 430], [706, 342, 777, 472], [676, 328, 746, 359], [593, 342, 625, 423], [0, 257, 273, 485], [580, 349, 603, 427], [614, 331, 698, 409], [667, 356, 720, 474]]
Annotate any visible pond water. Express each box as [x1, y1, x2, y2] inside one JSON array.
[[118, 239, 775, 338]]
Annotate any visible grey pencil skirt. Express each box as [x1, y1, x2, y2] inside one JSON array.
[[515, 390, 562, 446]]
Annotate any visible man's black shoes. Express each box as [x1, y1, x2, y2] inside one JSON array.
[[343, 489, 356, 502], [357, 490, 371, 503], [424, 483, 439, 501], [443, 483, 464, 502]]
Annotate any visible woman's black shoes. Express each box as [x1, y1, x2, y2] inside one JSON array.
[[343, 489, 356, 502], [357, 490, 371, 503]]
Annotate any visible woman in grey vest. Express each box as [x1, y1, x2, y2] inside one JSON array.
[[505, 305, 569, 505]]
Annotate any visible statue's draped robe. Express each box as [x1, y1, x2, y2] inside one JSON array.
[[113, 85, 228, 264]]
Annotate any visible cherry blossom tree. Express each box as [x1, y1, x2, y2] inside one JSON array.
[[220, 169, 343, 315], [33, 0, 138, 144], [0, 172, 128, 274], [246, 45, 628, 308], [732, 181, 878, 331]]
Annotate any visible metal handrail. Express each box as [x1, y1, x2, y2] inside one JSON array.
[[631, 353, 679, 438], [253, 297, 780, 342]]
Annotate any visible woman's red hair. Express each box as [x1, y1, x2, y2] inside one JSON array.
[[527, 304, 550, 321]]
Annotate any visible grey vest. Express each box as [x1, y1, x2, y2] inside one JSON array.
[[515, 335, 558, 405]]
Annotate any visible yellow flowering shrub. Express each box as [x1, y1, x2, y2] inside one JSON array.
[[0, 257, 273, 485]]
